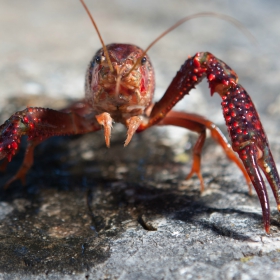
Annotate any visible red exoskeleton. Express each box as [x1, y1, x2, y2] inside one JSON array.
[[0, 0, 279, 234]]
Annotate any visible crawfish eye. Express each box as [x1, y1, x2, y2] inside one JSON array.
[[141, 57, 147, 65], [95, 56, 102, 64]]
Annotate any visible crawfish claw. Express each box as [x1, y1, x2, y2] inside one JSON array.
[[257, 146, 280, 213], [236, 143, 271, 233], [176, 52, 280, 233]]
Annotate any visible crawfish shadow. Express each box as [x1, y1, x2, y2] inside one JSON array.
[[85, 179, 272, 241], [0, 133, 274, 241], [0, 170, 273, 242]]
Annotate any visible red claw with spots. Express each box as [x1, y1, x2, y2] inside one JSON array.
[[1, 0, 279, 234], [172, 52, 279, 233]]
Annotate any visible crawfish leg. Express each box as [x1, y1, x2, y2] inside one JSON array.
[[158, 111, 206, 191], [0, 107, 101, 187], [158, 110, 252, 193], [3, 140, 40, 189]]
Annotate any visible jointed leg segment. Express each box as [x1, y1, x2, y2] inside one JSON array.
[[158, 110, 252, 193]]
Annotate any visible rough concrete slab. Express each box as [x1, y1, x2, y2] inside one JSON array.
[[0, 1, 280, 279]]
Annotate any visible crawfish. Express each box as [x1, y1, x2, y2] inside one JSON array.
[[0, 0, 279, 234]]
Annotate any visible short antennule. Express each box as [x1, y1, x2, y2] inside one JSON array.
[[127, 12, 257, 76], [80, 0, 114, 73]]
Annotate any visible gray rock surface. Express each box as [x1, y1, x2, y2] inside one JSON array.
[[0, 0, 280, 279]]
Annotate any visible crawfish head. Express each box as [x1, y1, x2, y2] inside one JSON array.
[[85, 43, 155, 146]]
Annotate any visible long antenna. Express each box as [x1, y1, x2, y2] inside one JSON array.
[[127, 12, 257, 75], [80, 0, 114, 73]]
